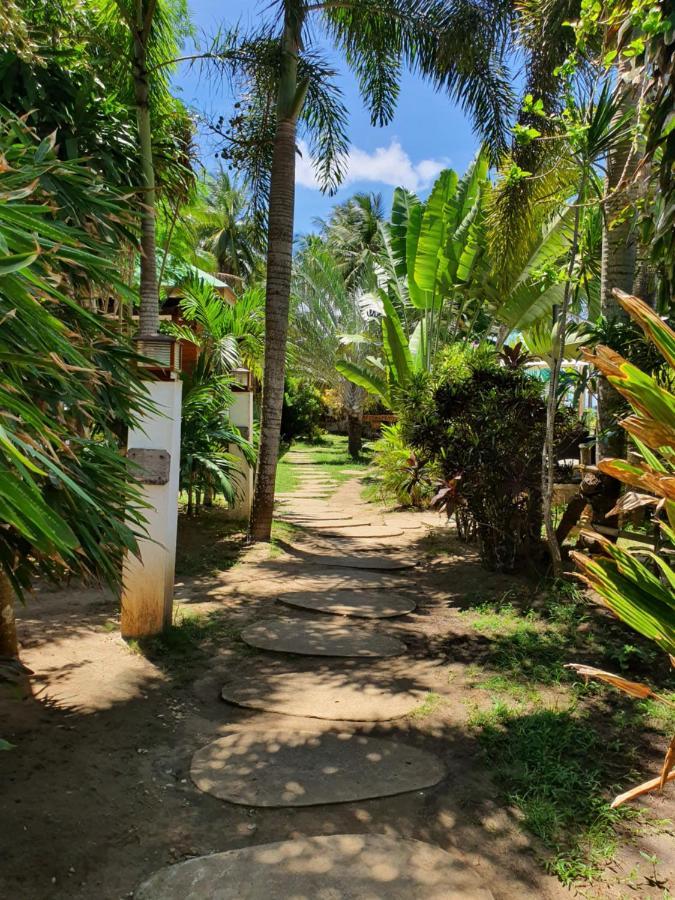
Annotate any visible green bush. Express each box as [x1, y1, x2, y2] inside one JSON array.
[[371, 423, 437, 507], [400, 343, 574, 571], [280, 377, 326, 444]]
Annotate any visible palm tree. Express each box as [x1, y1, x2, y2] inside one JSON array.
[[192, 170, 261, 283], [210, 0, 516, 541], [291, 237, 375, 457], [321, 192, 385, 289], [101, 0, 189, 336]]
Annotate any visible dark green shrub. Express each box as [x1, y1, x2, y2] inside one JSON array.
[[280, 377, 326, 444], [400, 343, 569, 572]]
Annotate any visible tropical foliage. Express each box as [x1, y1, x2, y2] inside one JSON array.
[[398, 343, 578, 571], [569, 291, 674, 807], [0, 112, 149, 605]]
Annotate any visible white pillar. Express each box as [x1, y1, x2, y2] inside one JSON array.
[[224, 389, 254, 519], [121, 379, 182, 637]]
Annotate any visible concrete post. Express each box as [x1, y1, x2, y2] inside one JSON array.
[[225, 388, 254, 520], [121, 379, 182, 637]]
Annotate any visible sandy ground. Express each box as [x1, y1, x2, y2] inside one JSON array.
[[1, 475, 672, 899]]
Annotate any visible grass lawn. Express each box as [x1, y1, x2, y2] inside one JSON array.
[[456, 580, 675, 886], [276, 432, 373, 494]]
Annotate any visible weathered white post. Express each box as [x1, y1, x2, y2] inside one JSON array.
[[121, 336, 182, 638], [224, 367, 254, 520]]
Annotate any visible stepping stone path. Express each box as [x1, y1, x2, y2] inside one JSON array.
[[241, 616, 406, 657], [218, 656, 438, 720], [277, 588, 415, 618], [139, 449, 493, 897], [288, 551, 416, 571], [321, 525, 405, 539], [191, 729, 445, 806], [136, 835, 493, 900]]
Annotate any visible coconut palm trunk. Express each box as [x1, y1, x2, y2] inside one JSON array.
[[250, 7, 306, 541], [0, 570, 18, 658], [597, 66, 639, 460], [592, 67, 641, 540], [133, 0, 160, 336]]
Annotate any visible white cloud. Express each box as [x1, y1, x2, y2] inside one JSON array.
[[296, 139, 449, 193]]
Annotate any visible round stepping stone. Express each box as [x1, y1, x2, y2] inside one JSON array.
[[219, 658, 436, 720], [277, 589, 415, 619], [297, 519, 373, 530], [191, 729, 445, 807], [241, 617, 405, 658], [298, 552, 415, 571], [323, 526, 404, 539], [279, 513, 354, 523], [136, 834, 494, 900]]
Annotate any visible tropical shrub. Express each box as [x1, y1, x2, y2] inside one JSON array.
[[569, 290, 674, 808], [0, 111, 151, 653], [280, 378, 326, 445], [371, 423, 437, 508], [180, 370, 255, 515], [400, 344, 572, 571]]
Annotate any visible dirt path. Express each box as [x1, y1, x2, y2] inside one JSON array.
[[2, 452, 672, 898]]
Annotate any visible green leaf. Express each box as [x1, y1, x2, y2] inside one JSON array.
[[336, 360, 389, 403]]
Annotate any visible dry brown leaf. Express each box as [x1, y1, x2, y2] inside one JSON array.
[[581, 344, 626, 379], [660, 734, 675, 789], [565, 664, 658, 699], [611, 769, 675, 808], [613, 289, 675, 369], [606, 491, 658, 518], [621, 415, 675, 451]]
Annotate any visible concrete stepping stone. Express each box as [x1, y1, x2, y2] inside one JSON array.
[[218, 657, 434, 720], [279, 513, 354, 523], [191, 729, 445, 807], [241, 617, 405, 658], [277, 589, 415, 619], [292, 518, 373, 529], [251, 561, 413, 588], [323, 526, 405, 539], [293, 551, 416, 571], [136, 834, 493, 899]]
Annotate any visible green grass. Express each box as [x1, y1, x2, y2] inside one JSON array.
[[175, 510, 247, 577], [409, 692, 445, 719], [282, 434, 373, 490], [458, 579, 674, 887], [471, 701, 640, 885], [128, 607, 257, 681], [275, 456, 300, 493]]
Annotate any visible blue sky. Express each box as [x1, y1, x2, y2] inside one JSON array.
[[174, 0, 484, 234]]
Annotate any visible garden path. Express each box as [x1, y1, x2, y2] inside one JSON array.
[[137, 448, 569, 899]]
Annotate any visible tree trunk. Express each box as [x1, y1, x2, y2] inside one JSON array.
[[133, 4, 160, 337], [0, 569, 19, 658], [594, 65, 640, 537], [597, 65, 639, 460], [347, 413, 362, 459], [249, 8, 305, 541], [542, 180, 584, 577]]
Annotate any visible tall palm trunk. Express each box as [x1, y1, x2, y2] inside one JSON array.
[[0, 569, 18, 658], [593, 66, 640, 540], [133, 0, 160, 336], [597, 66, 639, 460], [542, 179, 584, 577], [250, 7, 306, 541]]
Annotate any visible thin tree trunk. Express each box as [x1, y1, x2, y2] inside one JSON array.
[[133, 2, 160, 337], [347, 413, 362, 459], [542, 181, 584, 576], [597, 65, 639, 460], [249, 8, 306, 541], [0, 569, 19, 658]]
